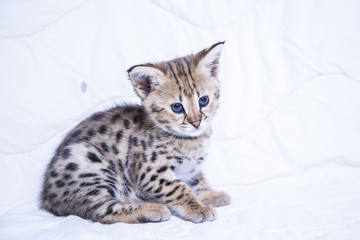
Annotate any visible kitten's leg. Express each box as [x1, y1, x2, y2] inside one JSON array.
[[42, 165, 171, 224], [189, 173, 231, 207], [77, 182, 171, 224], [43, 186, 171, 224], [139, 168, 216, 223], [91, 200, 171, 224]]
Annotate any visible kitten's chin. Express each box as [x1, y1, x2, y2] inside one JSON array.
[[167, 125, 209, 138]]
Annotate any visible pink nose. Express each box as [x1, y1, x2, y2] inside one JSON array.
[[190, 119, 201, 129]]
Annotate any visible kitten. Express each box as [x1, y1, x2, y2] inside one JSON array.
[[41, 42, 230, 224]]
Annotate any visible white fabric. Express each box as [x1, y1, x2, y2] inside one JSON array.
[[1, 0, 360, 239]]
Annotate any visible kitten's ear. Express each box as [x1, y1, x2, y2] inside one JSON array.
[[196, 41, 225, 78], [127, 65, 165, 100]]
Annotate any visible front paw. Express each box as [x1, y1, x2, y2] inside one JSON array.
[[184, 205, 217, 223], [199, 191, 231, 207]]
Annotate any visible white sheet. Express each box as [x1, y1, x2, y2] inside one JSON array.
[[1, 0, 360, 239]]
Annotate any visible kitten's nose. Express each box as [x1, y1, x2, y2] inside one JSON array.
[[190, 119, 202, 129]]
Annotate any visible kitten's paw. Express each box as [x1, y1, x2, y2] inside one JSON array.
[[200, 191, 231, 207], [140, 203, 171, 223], [185, 205, 217, 223]]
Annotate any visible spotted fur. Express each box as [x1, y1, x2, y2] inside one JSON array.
[[41, 42, 230, 224]]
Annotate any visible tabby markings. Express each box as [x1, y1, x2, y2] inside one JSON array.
[[87, 152, 102, 163]]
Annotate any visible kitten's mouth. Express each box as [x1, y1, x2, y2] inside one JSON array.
[[161, 124, 205, 139], [180, 123, 207, 137]]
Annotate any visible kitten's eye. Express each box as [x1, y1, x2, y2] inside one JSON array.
[[171, 103, 184, 113], [199, 96, 209, 107]]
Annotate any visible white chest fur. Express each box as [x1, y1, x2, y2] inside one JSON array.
[[172, 135, 209, 183], [174, 158, 202, 183]]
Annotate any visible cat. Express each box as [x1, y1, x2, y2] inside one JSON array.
[[40, 42, 230, 224]]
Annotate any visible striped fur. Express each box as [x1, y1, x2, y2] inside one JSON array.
[[41, 42, 230, 224]]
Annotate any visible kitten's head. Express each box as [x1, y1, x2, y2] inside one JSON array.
[[128, 42, 224, 138]]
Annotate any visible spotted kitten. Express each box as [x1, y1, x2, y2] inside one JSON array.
[[41, 42, 230, 224]]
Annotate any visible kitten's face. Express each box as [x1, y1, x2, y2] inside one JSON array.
[[144, 66, 220, 137], [128, 42, 223, 137]]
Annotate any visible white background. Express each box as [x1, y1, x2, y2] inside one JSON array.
[[1, 0, 360, 239]]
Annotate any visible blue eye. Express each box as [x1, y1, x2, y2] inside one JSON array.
[[171, 103, 184, 113], [199, 96, 209, 107]]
